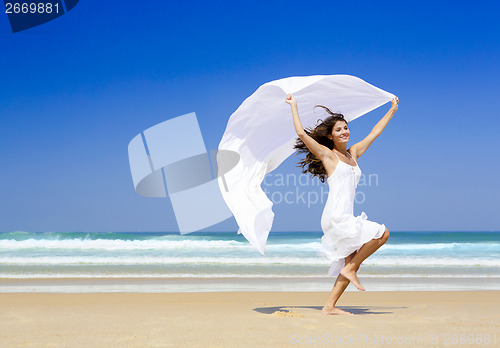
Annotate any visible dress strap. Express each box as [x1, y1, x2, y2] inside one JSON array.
[[346, 150, 358, 166], [332, 150, 358, 166]]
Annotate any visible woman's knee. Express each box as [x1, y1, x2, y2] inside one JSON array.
[[381, 228, 390, 243]]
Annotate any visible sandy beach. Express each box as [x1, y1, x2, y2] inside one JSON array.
[[1, 290, 498, 347]]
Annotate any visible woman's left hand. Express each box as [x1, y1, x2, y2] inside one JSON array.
[[391, 96, 399, 110]]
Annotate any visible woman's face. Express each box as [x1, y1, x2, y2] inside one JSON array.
[[329, 120, 350, 144]]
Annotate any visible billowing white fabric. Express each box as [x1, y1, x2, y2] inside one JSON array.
[[217, 75, 395, 255]]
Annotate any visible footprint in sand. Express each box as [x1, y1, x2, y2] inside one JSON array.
[[272, 308, 305, 318]]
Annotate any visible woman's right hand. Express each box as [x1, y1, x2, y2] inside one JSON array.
[[285, 93, 297, 107]]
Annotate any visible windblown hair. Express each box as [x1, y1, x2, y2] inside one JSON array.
[[293, 105, 348, 183]]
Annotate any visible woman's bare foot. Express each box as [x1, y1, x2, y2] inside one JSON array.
[[340, 264, 366, 291], [321, 305, 353, 315]]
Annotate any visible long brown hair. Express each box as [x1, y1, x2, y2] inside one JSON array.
[[293, 105, 348, 183]]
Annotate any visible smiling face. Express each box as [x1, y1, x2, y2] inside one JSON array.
[[328, 120, 350, 145]]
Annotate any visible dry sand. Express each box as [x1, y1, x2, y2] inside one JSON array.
[[0, 291, 498, 347]]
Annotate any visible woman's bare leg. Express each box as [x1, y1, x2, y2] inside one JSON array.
[[322, 252, 356, 315], [340, 228, 390, 291]]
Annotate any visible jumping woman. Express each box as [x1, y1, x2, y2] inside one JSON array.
[[285, 93, 399, 315]]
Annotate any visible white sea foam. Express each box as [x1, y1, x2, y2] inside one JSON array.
[[0, 256, 326, 265], [0, 238, 246, 250], [0, 238, 497, 252], [0, 256, 499, 267], [379, 242, 500, 250], [0, 273, 499, 279]]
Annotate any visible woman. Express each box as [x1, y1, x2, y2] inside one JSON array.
[[285, 93, 399, 315]]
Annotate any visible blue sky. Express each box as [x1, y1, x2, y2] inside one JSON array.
[[1, 0, 499, 233]]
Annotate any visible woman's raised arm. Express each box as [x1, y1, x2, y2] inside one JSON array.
[[350, 96, 399, 159], [286, 94, 330, 161]]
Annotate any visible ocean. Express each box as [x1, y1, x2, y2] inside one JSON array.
[[1, 231, 499, 292]]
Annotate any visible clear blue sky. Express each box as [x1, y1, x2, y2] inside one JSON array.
[[1, 0, 498, 233]]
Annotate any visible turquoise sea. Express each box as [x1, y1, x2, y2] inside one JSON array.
[[1, 231, 499, 292]]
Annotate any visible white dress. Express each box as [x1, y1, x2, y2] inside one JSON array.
[[320, 151, 386, 277]]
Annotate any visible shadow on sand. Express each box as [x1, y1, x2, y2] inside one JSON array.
[[254, 305, 405, 315]]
